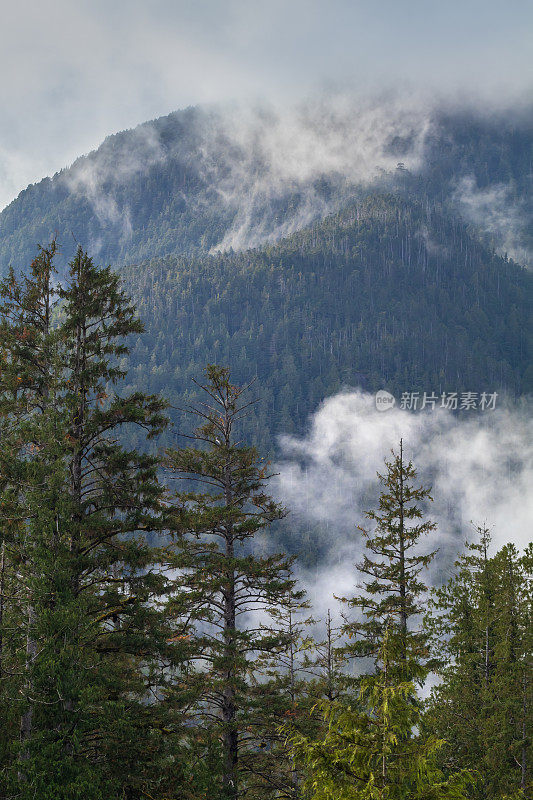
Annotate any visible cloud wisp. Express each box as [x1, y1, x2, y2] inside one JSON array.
[[453, 176, 532, 267], [205, 93, 432, 252]]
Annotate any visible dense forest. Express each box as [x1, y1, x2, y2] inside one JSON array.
[[118, 193, 531, 457], [0, 247, 530, 799]]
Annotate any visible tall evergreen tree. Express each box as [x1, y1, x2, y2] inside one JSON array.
[[0, 241, 67, 781], [164, 366, 305, 800], [0, 244, 190, 798]]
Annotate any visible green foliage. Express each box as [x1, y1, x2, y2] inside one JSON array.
[[289, 634, 473, 800], [0, 237, 530, 799], [424, 529, 532, 799]]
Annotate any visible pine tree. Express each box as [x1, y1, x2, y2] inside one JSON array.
[[338, 440, 437, 685], [164, 365, 304, 800], [0, 244, 190, 798]]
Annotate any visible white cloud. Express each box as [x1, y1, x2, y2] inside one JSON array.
[[272, 390, 533, 619]]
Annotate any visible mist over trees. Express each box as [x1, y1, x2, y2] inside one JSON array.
[[0, 247, 530, 799], [1, 100, 532, 274]]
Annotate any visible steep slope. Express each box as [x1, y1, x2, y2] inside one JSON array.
[[117, 193, 531, 456], [0, 102, 531, 274]]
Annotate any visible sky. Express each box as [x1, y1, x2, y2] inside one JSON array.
[[0, 0, 532, 210]]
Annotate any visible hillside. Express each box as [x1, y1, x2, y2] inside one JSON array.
[[0, 102, 531, 274], [117, 192, 531, 456]]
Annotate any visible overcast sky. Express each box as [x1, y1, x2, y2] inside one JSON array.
[[0, 0, 531, 210]]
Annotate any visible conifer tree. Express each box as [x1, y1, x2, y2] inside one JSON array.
[[0, 244, 189, 798], [425, 529, 532, 798], [285, 444, 474, 800], [164, 366, 305, 800], [289, 631, 473, 800], [339, 440, 437, 685], [0, 242, 67, 780], [293, 443, 446, 799]]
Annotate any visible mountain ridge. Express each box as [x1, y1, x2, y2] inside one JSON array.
[[0, 100, 531, 274], [0, 103, 530, 459]]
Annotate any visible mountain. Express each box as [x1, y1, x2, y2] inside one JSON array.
[[0, 100, 531, 275], [0, 101, 530, 465], [117, 192, 530, 458]]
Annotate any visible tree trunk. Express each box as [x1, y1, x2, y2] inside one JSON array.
[[398, 440, 407, 667], [222, 431, 238, 800], [20, 605, 37, 752]]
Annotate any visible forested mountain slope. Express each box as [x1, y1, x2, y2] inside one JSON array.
[[0, 102, 531, 274], [118, 193, 531, 455]]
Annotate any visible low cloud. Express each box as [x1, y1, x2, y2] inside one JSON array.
[[206, 93, 432, 251], [272, 390, 532, 621], [454, 176, 532, 266], [1, 0, 531, 212]]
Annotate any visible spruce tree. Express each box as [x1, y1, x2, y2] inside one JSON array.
[[0, 242, 67, 783]]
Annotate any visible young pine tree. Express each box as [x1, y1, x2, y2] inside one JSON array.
[[289, 630, 473, 800], [339, 440, 437, 686]]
